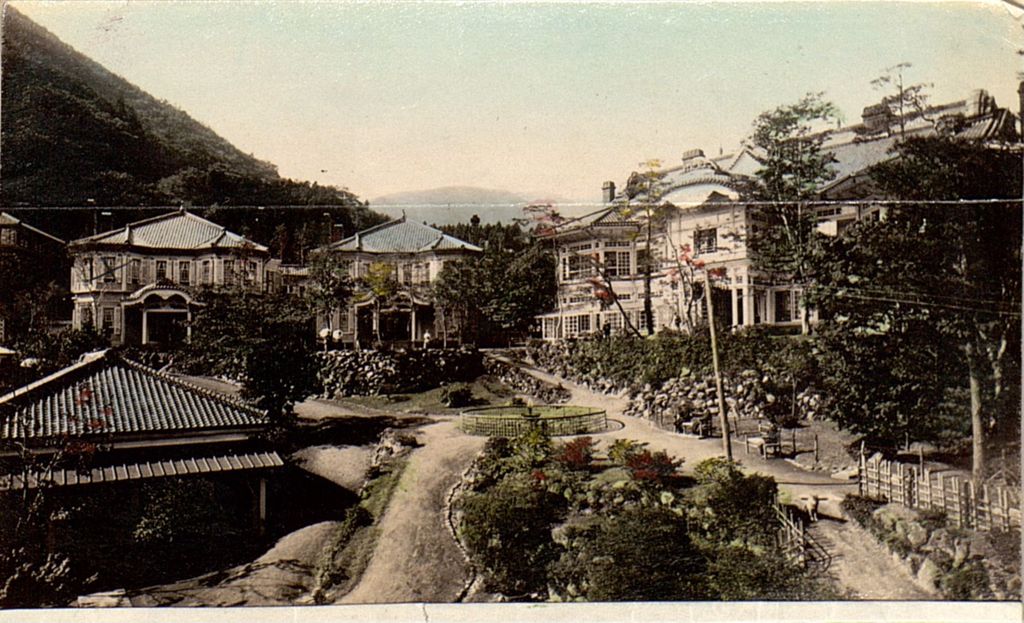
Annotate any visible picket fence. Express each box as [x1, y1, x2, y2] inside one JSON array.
[[859, 453, 1021, 531]]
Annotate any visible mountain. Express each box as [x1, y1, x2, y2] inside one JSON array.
[[0, 7, 368, 214], [371, 186, 576, 226]]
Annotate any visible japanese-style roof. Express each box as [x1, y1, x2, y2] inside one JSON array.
[[322, 215, 482, 254], [0, 450, 284, 490], [69, 209, 268, 253], [0, 212, 65, 245], [0, 350, 267, 442]]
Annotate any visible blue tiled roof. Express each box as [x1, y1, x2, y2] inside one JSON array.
[[0, 351, 267, 441], [324, 216, 482, 254], [70, 209, 268, 252]]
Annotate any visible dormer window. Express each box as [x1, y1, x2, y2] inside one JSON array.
[[694, 228, 718, 255]]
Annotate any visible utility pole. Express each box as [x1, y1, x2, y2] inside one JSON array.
[[704, 270, 732, 460]]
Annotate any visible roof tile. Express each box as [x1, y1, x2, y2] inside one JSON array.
[[325, 217, 482, 254], [70, 210, 268, 253], [0, 351, 267, 442]]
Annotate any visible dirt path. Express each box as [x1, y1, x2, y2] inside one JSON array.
[[809, 519, 935, 599], [499, 356, 937, 600], [340, 418, 486, 604], [497, 356, 858, 498]]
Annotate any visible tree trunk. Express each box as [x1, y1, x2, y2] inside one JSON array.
[[643, 222, 654, 336], [965, 340, 986, 484]]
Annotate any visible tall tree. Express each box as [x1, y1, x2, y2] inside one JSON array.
[[362, 262, 398, 345], [748, 93, 841, 333], [305, 251, 353, 334], [622, 159, 675, 336], [809, 136, 1021, 481], [870, 62, 933, 139]]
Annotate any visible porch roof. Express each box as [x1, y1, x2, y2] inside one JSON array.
[[0, 350, 267, 442], [0, 450, 283, 490]]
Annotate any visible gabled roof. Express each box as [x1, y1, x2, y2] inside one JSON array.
[[0, 212, 65, 245], [0, 350, 267, 442], [322, 215, 482, 254], [69, 209, 268, 253]]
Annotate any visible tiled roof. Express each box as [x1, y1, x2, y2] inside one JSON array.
[[0, 212, 65, 244], [324, 216, 482, 254], [0, 351, 267, 442], [69, 209, 268, 252], [0, 450, 284, 490]]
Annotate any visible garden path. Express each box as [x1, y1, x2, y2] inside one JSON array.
[[498, 355, 938, 600], [340, 417, 486, 604]]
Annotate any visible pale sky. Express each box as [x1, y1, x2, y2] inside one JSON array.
[[8, 1, 1023, 203]]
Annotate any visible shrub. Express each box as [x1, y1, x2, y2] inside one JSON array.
[[458, 475, 567, 596], [705, 543, 842, 600], [690, 458, 778, 546], [941, 561, 991, 599], [550, 505, 708, 601], [553, 437, 596, 472], [607, 439, 648, 466], [440, 382, 473, 407], [839, 494, 885, 526], [625, 449, 682, 486], [510, 427, 553, 472]]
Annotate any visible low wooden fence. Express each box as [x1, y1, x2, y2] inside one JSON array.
[[773, 498, 830, 572], [859, 453, 1020, 531], [460, 406, 607, 437]]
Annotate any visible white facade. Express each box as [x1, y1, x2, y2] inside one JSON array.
[[68, 210, 269, 347]]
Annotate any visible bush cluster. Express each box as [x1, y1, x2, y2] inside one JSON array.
[[456, 430, 838, 602], [528, 328, 818, 394]]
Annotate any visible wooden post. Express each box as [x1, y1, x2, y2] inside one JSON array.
[[813, 434, 819, 464], [703, 270, 732, 461]]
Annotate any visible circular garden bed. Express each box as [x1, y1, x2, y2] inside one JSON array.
[[460, 405, 607, 437]]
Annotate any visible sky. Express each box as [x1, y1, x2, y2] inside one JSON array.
[[9, 0, 1023, 204]]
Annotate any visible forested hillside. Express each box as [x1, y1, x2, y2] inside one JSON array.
[[1, 6, 386, 255]]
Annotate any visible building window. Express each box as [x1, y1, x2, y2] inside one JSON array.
[[0, 229, 16, 246], [694, 228, 718, 255], [603, 312, 623, 333], [156, 260, 168, 282], [178, 261, 190, 285], [102, 256, 116, 283], [774, 290, 792, 323], [564, 314, 591, 337], [245, 261, 258, 285], [202, 260, 212, 285], [129, 259, 141, 285], [79, 306, 93, 328], [102, 307, 114, 333], [604, 251, 631, 277], [401, 263, 413, 286], [224, 260, 236, 285]]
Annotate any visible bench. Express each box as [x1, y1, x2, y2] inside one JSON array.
[[745, 422, 783, 458]]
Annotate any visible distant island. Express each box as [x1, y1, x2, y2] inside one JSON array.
[[371, 186, 594, 226]]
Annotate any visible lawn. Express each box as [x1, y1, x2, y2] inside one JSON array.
[[336, 375, 516, 415]]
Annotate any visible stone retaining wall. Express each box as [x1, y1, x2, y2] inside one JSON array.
[[318, 348, 482, 397]]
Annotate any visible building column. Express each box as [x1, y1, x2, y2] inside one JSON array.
[[258, 476, 267, 536], [411, 307, 418, 344], [730, 288, 739, 330], [142, 309, 149, 344], [186, 308, 193, 343], [743, 285, 755, 326]]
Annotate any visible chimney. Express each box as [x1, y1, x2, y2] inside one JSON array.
[[602, 181, 616, 204]]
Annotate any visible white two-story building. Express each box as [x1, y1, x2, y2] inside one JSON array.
[[315, 215, 482, 347], [537, 87, 1019, 340], [68, 209, 270, 347]]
